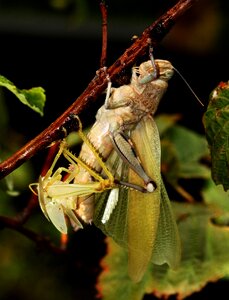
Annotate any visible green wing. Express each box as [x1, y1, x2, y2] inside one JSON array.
[[94, 150, 129, 247], [127, 115, 161, 282], [152, 178, 181, 269], [133, 116, 181, 271], [94, 115, 181, 282]]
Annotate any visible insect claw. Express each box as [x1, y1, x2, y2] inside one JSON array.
[[29, 183, 38, 196]]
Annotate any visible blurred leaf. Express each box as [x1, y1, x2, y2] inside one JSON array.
[[163, 2, 221, 53], [98, 194, 229, 300], [164, 125, 209, 178], [203, 81, 229, 191], [0, 75, 46, 116], [49, 0, 73, 10], [203, 179, 229, 212], [0, 89, 9, 129], [155, 114, 181, 136], [202, 179, 229, 228], [156, 115, 210, 180], [0, 230, 73, 300], [66, 126, 90, 148], [158, 120, 210, 200]]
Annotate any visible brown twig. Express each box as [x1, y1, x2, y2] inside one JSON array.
[[0, 0, 198, 180], [15, 193, 38, 224], [99, 0, 108, 68], [0, 215, 65, 254]]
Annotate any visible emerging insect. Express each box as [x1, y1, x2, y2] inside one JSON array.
[[32, 55, 181, 282], [31, 118, 148, 234], [73, 56, 181, 282], [30, 129, 119, 234]]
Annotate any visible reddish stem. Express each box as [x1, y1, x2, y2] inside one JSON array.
[[100, 1, 108, 68]]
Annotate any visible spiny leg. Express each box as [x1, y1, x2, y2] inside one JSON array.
[[62, 148, 105, 183], [73, 115, 114, 183], [43, 140, 68, 181], [110, 130, 156, 193], [29, 140, 69, 194]]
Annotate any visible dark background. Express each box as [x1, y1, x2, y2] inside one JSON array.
[[0, 0, 228, 299]]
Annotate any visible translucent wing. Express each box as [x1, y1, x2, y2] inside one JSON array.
[[127, 115, 161, 282], [37, 176, 51, 220], [47, 181, 102, 198], [130, 115, 181, 279], [64, 208, 83, 230], [95, 116, 161, 282], [101, 188, 120, 224], [45, 200, 68, 234], [94, 150, 129, 247], [152, 179, 181, 268], [38, 177, 83, 233], [37, 176, 68, 233], [94, 115, 181, 282]]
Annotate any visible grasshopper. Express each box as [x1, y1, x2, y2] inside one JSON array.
[[32, 55, 181, 282], [74, 58, 181, 282]]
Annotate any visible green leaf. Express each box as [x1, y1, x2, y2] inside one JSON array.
[[0, 75, 46, 116], [156, 115, 210, 181], [203, 81, 229, 191], [155, 114, 181, 135], [203, 179, 229, 212], [97, 238, 151, 300], [164, 125, 209, 177], [98, 196, 229, 300], [202, 179, 229, 228], [158, 122, 210, 200]]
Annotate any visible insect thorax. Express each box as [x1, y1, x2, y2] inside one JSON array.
[[132, 79, 169, 115]]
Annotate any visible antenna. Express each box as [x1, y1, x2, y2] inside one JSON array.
[[173, 66, 204, 107]]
